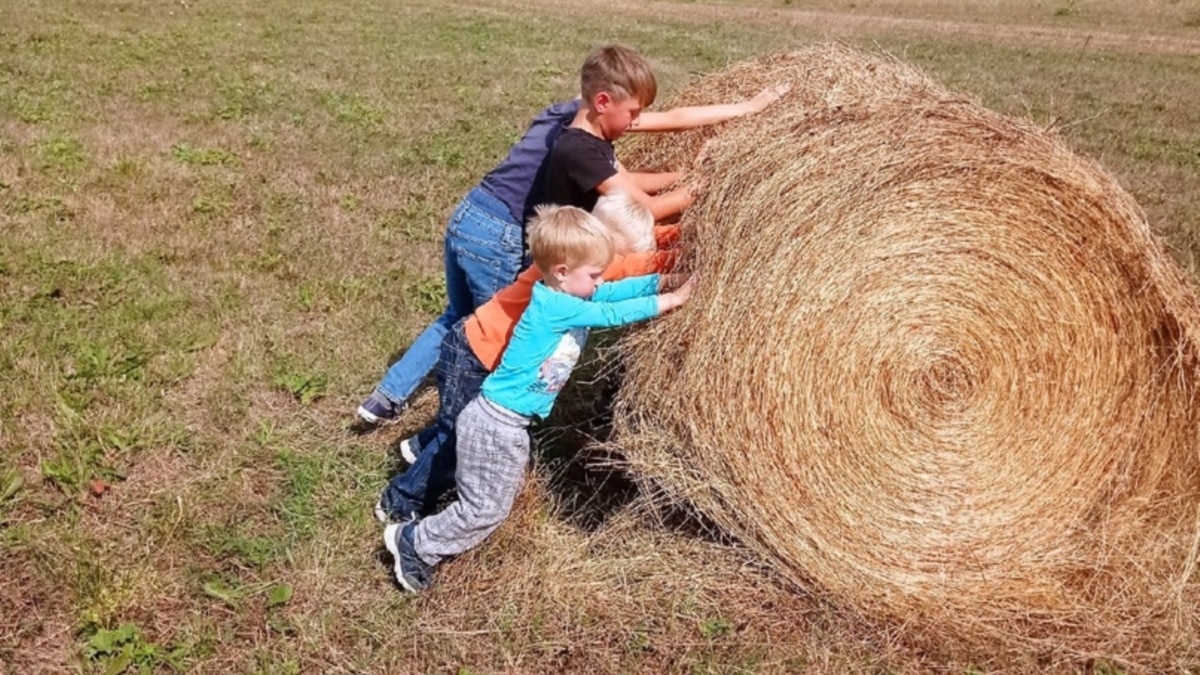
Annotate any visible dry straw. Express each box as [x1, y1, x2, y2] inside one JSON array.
[[613, 44, 1200, 663]]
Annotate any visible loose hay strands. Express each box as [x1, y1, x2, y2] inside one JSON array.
[[613, 44, 1200, 666]]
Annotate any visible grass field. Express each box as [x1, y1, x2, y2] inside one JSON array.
[[2, 0, 1199, 672]]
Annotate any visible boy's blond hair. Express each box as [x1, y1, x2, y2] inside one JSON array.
[[580, 44, 657, 107], [527, 205, 615, 276], [591, 192, 655, 253]]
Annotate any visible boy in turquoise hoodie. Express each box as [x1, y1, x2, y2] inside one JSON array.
[[384, 204, 694, 592]]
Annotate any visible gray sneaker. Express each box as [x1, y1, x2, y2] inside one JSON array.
[[384, 521, 434, 593]]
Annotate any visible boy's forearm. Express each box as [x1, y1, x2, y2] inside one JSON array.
[[566, 296, 660, 330], [627, 171, 680, 195], [598, 173, 692, 220], [633, 83, 789, 133], [593, 274, 660, 303], [647, 188, 694, 221], [634, 102, 756, 132]]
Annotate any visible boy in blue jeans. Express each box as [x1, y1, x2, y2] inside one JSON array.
[[356, 45, 783, 425], [383, 204, 694, 592], [373, 193, 669, 523]]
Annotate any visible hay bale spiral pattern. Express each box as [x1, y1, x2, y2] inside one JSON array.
[[614, 45, 1200, 656]]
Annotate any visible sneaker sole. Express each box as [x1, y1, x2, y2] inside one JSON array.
[[373, 500, 388, 524], [383, 523, 421, 593], [400, 438, 417, 464]]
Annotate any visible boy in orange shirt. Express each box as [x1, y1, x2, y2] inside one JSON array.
[[374, 192, 676, 523]]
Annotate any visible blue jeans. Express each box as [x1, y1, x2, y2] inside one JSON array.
[[375, 187, 524, 406], [380, 319, 490, 517]]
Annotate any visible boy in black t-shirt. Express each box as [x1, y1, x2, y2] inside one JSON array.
[[543, 44, 788, 220]]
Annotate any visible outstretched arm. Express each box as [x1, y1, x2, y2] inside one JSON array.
[[631, 82, 791, 132], [596, 172, 695, 221], [552, 276, 695, 331], [624, 169, 680, 195]]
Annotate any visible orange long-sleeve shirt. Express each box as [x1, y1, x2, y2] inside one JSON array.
[[464, 226, 680, 371]]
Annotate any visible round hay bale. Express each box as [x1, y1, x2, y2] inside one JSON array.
[[614, 45, 1200, 660]]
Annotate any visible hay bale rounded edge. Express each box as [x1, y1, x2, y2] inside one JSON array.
[[614, 44, 1200, 659]]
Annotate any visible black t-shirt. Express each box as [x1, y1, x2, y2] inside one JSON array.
[[542, 127, 618, 211]]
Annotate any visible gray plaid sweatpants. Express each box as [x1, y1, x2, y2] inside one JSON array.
[[412, 395, 531, 567]]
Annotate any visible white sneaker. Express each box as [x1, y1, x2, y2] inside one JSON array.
[[400, 438, 417, 464]]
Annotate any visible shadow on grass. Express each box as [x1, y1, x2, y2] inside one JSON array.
[[535, 352, 735, 546]]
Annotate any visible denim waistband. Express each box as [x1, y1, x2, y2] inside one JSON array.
[[466, 186, 519, 224], [447, 319, 483, 365], [449, 317, 470, 344]]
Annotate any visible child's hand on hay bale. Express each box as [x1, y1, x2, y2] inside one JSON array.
[[749, 82, 792, 113], [658, 275, 696, 313], [660, 272, 689, 290]]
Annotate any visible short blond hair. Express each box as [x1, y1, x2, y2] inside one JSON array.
[[591, 192, 654, 253], [527, 205, 615, 276], [580, 44, 657, 107]]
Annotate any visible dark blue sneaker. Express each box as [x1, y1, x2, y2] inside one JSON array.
[[384, 521, 434, 593], [357, 390, 400, 425], [373, 496, 420, 525]]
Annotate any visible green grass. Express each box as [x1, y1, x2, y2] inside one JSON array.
[[1, 0, 1198, 672]]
